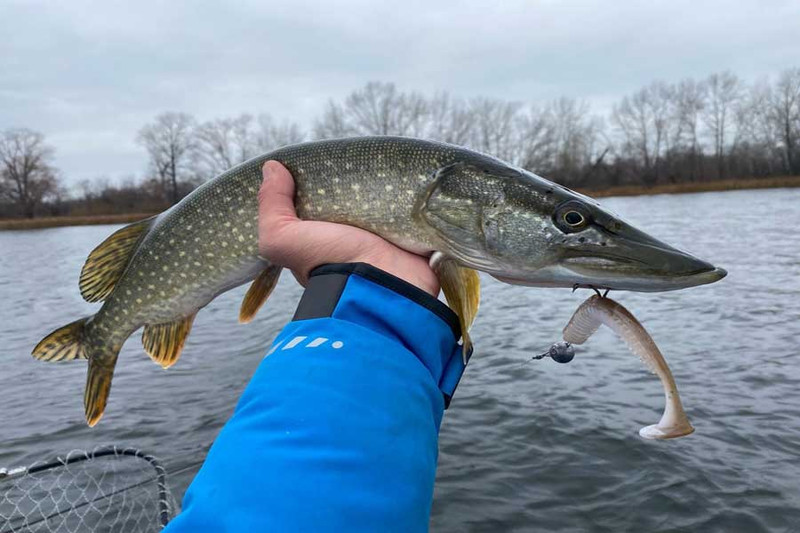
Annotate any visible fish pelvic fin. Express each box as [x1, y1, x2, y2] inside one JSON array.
[[142, 313, 197, 369], [32, 317, 90, 362], [79, 216, 156, 303], [432, 253, 481, 363], [239, 265, 282, 324], [85, 357, 117, 427]]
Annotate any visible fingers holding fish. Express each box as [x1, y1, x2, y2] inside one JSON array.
[[257, 160, 439, 294]]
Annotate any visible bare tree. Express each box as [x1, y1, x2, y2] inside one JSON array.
[[612, 88, 655, 181], [313, 82, 429, 138], [771, 68, 800, 174], [193, 113, 305, 179], [425, 92, 473, 145], [703, 71, 741, 179], [126, 71, 800, 207], [137, 112, 197, 204], [313, 101, 352, 139], [674, 78, 707, 180], [547, 97, 603, 184], [348, 82, 427, 135], [194, 114, 259, 179], [514, 104, 556, 172], [257, 114, 305, 151], [0, 128, 59, 218], [467, 97, 521, 162], [612, 82, 679, 184]]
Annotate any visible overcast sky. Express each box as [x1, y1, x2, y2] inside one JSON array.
[[2, 0, 799, 187]]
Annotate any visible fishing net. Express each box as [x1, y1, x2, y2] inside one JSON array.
[[0, 446, 177, 533]]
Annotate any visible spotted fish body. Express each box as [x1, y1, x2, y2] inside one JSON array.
[[33, 137, 485, 425], [100, 137, 468, 343], [32, 136, 726, 425]]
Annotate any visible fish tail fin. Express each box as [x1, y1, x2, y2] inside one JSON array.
[[33, 316, 121, 426], [32, 317, 91, 362], [85, 356, 118, 427]]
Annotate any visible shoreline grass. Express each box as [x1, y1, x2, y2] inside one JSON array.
[[2, 175, 798, 230], [0, 213, 157, 230], [579, 175, 800, 198]]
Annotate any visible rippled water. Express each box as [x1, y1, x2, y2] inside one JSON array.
[[1, 188, 799, 532]]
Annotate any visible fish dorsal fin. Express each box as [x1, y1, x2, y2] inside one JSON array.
[[239, 265, 282, 323], [142, 313, 197, 369], [79, 216, 156, 302], [431, 252, 481, 362]]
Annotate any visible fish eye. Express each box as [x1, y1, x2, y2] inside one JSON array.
[[564, 211, 585, 227], [554, 201, 591, 233]]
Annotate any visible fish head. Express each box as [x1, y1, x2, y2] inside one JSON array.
[[419, 161, 726, 292]]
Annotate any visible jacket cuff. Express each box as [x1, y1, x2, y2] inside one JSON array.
[[293, 263, 471, 408]]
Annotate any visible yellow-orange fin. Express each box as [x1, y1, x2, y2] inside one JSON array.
[[142, 313, 197, 369], [32, 317, 89, 362], [239, 266, 282, 323], [79, 216, 155, 302], [432, 253, 481, 363], [84, 358, 115, 427]]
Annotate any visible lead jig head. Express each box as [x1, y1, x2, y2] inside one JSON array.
[[533, 341, 575, 363]]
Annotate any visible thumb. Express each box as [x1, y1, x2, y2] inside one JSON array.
[[258, 160, 297, 225], [257, 160, 299, 259]]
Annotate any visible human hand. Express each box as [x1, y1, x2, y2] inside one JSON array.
[[257, 161, 440, 296]]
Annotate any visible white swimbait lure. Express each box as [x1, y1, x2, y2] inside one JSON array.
[[562, 294, 694, 440]]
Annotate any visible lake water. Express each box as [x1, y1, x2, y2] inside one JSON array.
[[1, 188, 799, 532]]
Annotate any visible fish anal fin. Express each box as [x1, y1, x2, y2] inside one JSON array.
[[239, 266, 282, 323], [32, 317, 90, 362], [142, 313, 196, 369], [79, 216, 156, 303], [432, 254, 481, 363]]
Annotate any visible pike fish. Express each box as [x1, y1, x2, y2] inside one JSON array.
[[32, 136, 726, 426]]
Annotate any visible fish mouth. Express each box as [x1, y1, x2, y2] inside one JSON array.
[[562, 258, 727, 292], [495, 229, 728, 292], [557, 233, 727, 291], [495, 263, 727, 292], [558, 218, 728, 291]]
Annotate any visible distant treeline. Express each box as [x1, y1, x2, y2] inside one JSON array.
[[2, 67, 799, 218]]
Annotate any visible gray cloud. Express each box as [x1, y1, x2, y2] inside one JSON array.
[[2, 0, 798, 186]]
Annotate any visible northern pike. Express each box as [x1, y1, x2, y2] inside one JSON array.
[[32, 136, 726, 426], [560, 294, 695, 440]]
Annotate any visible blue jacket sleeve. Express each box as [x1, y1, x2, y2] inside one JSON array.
[[165, 263, 469, 532]]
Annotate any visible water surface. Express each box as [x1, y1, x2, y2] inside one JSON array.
[[1, 188, 798, 532]]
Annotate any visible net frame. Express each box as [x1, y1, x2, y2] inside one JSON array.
[[0, 446, 175, 532]]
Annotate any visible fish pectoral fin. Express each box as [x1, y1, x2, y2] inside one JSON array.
[[79, 215, 156, 303], [239, 265, 282, 324], [432, 254, 480, 362], [32, 317, 90, 362], [142, 313, 197, 369]]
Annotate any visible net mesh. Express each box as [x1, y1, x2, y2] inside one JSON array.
[[0, 446, 177, 533]]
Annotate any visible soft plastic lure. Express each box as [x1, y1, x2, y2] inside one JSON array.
[[561, 294, 694, 440]]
